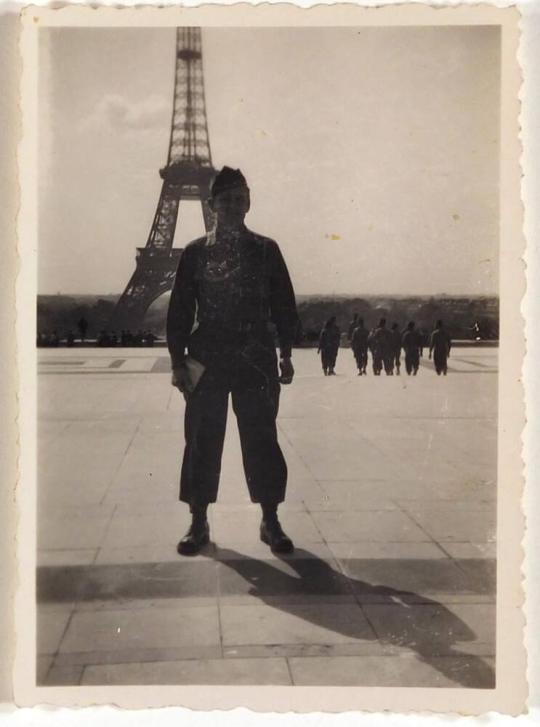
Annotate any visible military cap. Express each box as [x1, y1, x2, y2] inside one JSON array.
[[210, 166, 249, 198]]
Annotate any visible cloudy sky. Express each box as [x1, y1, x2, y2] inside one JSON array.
[[38, 26, 500, 296]]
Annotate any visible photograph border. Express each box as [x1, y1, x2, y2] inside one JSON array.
[[15, 3, 526, 714]]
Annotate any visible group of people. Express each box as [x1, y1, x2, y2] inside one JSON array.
[[36, 331, 63, 347], [97, 329, 158, 347], [37, 328, 159, 347], [318, 315, 452, 377]]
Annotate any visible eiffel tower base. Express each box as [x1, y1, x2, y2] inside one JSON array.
[[108, 248, 183, 332]]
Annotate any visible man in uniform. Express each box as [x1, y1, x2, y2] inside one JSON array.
[[390, 322, 402, 375], [368, 318, 393, 375], [167, 167, 298, 556], [317, 316, 341, 375], [77, 316, 88, 343], [429, 319, 452, 375], [347, 313, 359, 342], [351, 317, 369, 375], [401, 321, 422, 375]]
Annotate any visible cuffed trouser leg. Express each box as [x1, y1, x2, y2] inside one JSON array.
[[434, 351, 447, 375], [180, 372, 229, 505], [405, 353, 412, 375], [360, 350, 368, 371], [405, 351, 419, 375], [232, 378, 287, 504], [321, 350, 332, 371]]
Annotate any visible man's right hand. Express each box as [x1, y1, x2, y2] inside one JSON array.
[[171, 364, 194, 394]]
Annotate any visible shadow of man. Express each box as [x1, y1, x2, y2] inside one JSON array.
[[212, 546, 495, 689]]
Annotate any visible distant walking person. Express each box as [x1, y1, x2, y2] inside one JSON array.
[[347, 313, 359, 342], [351, 318, 369, 375], [402, 321, 422, 375], [368, 318, 393, 375], [77, 316, 88, 342], [318, 317, 341, 375], [390, 322, 402, 375], [429, 320, 452, 375], [418, 328, 426, 358], [471, 320, 482, 341]]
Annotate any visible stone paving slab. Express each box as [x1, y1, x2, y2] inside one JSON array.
[[73, 596, 220, 612], [220, 603, 376, 647], [214, 542, 337, 561], [400, 504, 496, 543], [336, 558, 480, 598], [287, 654, 495, 688], [38, 562, 219, 603], [81, 657, 292, 686], [212, 509, 323, 544], [38, 548, 98, 567], [100, 511, 189, 549], [53, 645, 223, 668], [222, 643, 388, 659], [38, 511, 114, 551], [327, 541, 445, 560], [37, 608, 72, 655], [36, 347, 498, 688], [311, 510, 432, 543], [442, 542, 496, 559], [58, 605, 221, 655], [37, 655, 55, 683], [42, 665, 85, 687], [362, 602, 495, 657]]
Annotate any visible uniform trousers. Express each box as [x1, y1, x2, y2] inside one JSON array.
[[433, 349, 449, 375], [373, 354, 393, 375], [180, 337, 287, 506], [353, 346, 368, 371], [383, 356, 394, 375], [320, 347, 338, 371], [404, 349, 420, 375]]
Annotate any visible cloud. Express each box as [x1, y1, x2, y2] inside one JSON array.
[[81, 94, 170, 133]]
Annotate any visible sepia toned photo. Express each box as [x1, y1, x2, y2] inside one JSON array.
[[15, 4, 525, 714]]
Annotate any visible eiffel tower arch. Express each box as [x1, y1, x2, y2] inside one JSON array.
[[109, 27, 216, 331]]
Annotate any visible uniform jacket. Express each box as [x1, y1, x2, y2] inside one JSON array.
[[351, 325, 369, 350], [368, 326, 393, 356], [319, 324, 341, 352], [402, 329, 423, 352], [167, 226, 298, 368], [430, 328, 452, 354]]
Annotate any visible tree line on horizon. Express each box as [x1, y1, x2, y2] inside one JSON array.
[[37, 293, 499, 343]]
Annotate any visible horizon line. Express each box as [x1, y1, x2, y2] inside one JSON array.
[[37, 292, 500, 299]]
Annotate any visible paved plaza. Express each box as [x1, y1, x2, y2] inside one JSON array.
[[36, 346, 497, 688]]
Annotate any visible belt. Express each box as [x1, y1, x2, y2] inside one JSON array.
[[198, 319, 271, 335]]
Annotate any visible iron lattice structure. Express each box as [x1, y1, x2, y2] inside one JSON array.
[[109, 27, 215, 331]]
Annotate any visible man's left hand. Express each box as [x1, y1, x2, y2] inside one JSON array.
[[279, 357, 294, 384]]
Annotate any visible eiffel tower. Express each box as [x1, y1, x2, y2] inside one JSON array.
[[109, 27, 215, 331]]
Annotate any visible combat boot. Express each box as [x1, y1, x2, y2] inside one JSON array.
[[177, 519, 209, 555], [177, 505, 210, 556], [260, 518, 294, 553], [260, 505, 294, 553]]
